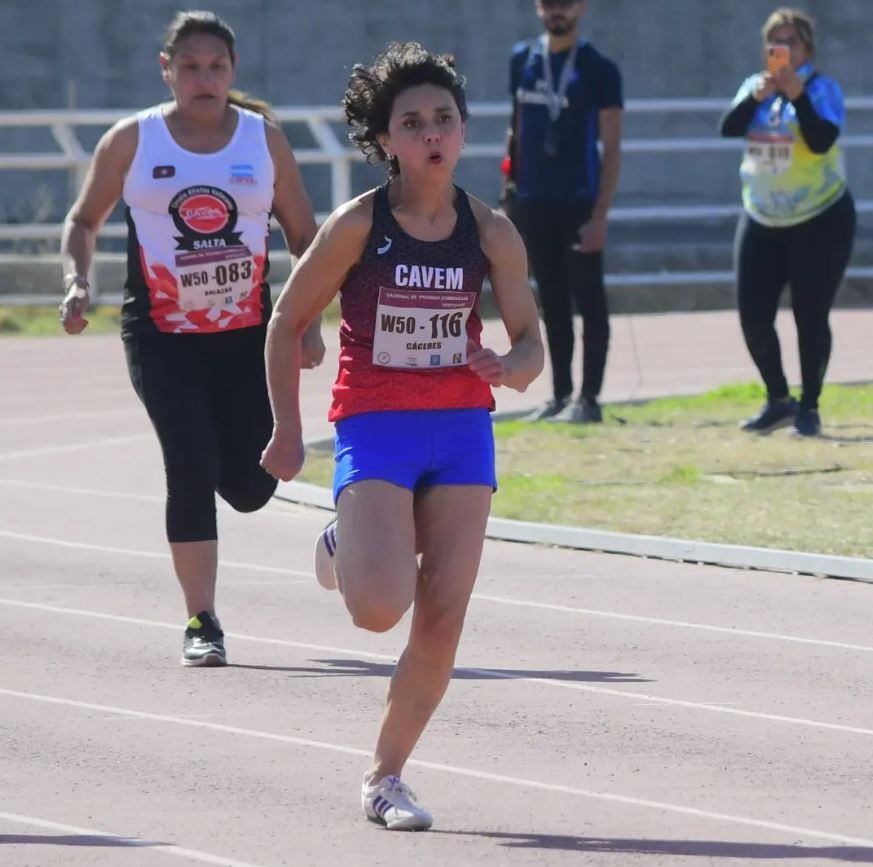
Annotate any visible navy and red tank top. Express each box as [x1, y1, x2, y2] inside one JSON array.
[[329, 184, 495, 422]]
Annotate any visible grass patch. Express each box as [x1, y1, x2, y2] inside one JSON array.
[[297, 383, 873, 559], [0, 297, 341, 337], [0, 305, 123, 336]]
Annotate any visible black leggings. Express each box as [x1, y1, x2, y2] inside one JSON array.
[[518, 198, 610, 401], [124, 325, 278, 543], [735, 191, 856, 409]]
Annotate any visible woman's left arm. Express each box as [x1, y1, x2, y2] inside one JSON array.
[[265, 122, 324, 367], [791, 93, 840, 153], [472, 206, 544, 393], [774, 68, 842, 154]]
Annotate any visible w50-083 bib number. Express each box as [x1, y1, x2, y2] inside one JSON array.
[[372, 287, 476, 370], [174, 246, 255, 310]]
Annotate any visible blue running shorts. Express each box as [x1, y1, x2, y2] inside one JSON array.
[[332, 408, 496, 504]]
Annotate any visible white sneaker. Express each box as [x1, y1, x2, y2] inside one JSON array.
[[361, 774, 433, 831], [314, 518, 338, 591]]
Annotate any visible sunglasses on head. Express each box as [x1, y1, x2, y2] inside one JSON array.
[[539, 0, 577, 8]]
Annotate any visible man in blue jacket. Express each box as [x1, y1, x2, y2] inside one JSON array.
[[506, 0, 623, 422]]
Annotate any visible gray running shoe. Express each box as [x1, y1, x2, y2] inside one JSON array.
[[181, 611, 226, 667]]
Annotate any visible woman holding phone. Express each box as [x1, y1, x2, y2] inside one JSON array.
[[720, 7, 854, 437]]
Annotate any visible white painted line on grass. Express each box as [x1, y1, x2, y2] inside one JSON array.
[[486, 518, 873, 582], [275, 481, 873, 583], [2, 688, 872, 849], [0, 530, 310, 578], [472, 593, 873, 655], [1, 597, 872, 739], [0, 434, 151, 463], [0, 811, 270, 867]]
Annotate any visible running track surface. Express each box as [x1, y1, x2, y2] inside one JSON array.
[[1, 310, 872, 866]]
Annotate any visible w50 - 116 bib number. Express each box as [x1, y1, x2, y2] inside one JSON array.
[[381, 310, 464, 338], [372, 287, 476, 370]]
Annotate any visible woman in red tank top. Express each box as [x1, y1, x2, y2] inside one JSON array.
[[261, 42, 543, 830]]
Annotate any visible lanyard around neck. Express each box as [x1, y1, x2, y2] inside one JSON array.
[[539, 34, 579, 122]]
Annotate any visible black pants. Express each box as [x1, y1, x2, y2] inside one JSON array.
[[124, 325, 277, 543], [518, 198, 610, 401], [735, 191, 856, 409]]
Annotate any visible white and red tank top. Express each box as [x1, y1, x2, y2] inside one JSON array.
[[329, 184, 495, 422], [121, 105, 274, 335]]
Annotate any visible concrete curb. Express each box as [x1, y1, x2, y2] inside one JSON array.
[[274, 429, 873, 585]]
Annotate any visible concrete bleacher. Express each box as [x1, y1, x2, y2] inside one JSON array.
[[2, 0, 872, 311]]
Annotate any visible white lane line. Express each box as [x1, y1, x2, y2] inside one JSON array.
[[0, 434, 151, 463], [457, 664, 873, 737], [3, 518, 871, 655], [0, 579, 308, 591], [0, 582, 146, 591], [472, 593, 873, 655], [1, 387, 134, 409], [1, 596, 872, 739], [0, 598, 397, 661], [0, 409, 142, 427], [0, 531, 311, 578], [2, 688, 872, 849], [0, 478, 325, 520], [0, 811, 269, 867], [0, 479, 167, 503]]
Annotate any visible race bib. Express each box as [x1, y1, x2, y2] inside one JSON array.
[[174, 246, 255, 310], [745, 132, 794, 175], [169, 185, 257, 311], [372, 287, 476, 370]]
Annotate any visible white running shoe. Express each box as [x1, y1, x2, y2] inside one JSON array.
[[314, 517, 338, 591], [361, 774, 433, 831]]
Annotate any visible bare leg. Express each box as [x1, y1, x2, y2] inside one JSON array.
[[368, 485, 491, 780], [170, 540, 218, 617], [334, 480, 419, 631]]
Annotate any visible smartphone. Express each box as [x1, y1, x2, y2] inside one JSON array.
[[767, 44, 790, 74]]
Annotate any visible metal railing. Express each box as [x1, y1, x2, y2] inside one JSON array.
[[2, 98, 873, 304]]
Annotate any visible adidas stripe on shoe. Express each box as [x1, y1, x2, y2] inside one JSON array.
[[362, 774, 433, 831], [314, 517, 338, 591]]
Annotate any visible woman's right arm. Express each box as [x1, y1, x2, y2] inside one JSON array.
[[59, 118, 138, 333], [259, 198, 371, 482], [720, 75, 774, 137]]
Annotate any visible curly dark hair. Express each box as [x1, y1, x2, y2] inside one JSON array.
[[342, 42, 468, 178]]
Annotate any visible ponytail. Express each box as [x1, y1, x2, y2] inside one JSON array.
[[228, 89, 275, 122]]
